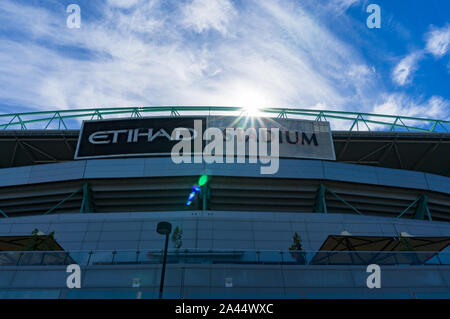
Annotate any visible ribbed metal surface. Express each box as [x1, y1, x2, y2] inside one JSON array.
[[0, 176, 448, 221], [1, 130, 449, 177]]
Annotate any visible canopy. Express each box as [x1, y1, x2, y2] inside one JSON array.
[[0, 235, 74, 266], [310, 235, 450, 265], [0, 235, 65, 251]]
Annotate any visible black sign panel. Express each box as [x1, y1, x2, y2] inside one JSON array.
[[74, 117, 206, 159]]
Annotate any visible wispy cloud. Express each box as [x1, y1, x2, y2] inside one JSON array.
[[392, 23, 449, 87], [392, 52, 423, 86], [373, 93, 449, 119], [0, 0, 381, 112], [180, 0, 237, 36], [328, 0, 361, 15], [107, 0, 142, 9], [425, 24, 450, 58]]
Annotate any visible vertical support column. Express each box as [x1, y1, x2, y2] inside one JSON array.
[[414, 194, 431, 221], [80, 183, 95, 214], [201, 184, 209, 212], [313, 184, 327, 214], [197, 175, 209, 212]]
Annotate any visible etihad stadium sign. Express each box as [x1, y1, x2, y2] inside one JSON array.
[[74, 116, 336, 171]]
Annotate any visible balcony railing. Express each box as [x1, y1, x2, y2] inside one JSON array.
[[0, 249, 449, 267]]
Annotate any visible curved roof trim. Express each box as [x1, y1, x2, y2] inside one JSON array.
[[0, 106, 449, 132], [0, 158, 448, 195]]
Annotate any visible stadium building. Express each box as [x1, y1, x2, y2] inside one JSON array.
[[0, 106, 449, 299]]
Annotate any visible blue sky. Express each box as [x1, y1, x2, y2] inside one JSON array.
[[0, 0, 448, 121]]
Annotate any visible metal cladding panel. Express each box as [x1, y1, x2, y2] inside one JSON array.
[[379, 269, 446, 288], [283, 269, 355, 287], [143, 158, 204, 177], [0, 157, 446, 193], [210, 268, 285, 287], [205, 163, 262, 177], [0, 272, 15, 289], [426, 173, 450, 194], [28, 161, 86, 184], [185, 160, 321, 179], [279, 159, 325, 179], [323, 161, 378, 185], [0, 166, 31, 187], [375, 166, 429, 190], [84, 158, 145, 178], [246, 159, 326, 179]]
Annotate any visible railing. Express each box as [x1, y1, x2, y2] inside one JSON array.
[[0, 106, 449, 132], [0, 249, 449, 266]]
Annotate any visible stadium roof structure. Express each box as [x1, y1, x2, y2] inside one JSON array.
[[0, 107, 449, 176], [0, 106, 449, 132], [0, 107, 448, 222]]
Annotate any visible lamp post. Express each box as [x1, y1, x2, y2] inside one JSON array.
[[156, 221, 172, 299]]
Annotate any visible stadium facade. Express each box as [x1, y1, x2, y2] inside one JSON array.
[[0, 107, 449, 299]]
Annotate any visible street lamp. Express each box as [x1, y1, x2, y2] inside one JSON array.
[[156, 221, 172, 299]]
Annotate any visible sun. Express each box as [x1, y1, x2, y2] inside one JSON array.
[[226, 83, 271, 117], [243, 105, 261, 117]]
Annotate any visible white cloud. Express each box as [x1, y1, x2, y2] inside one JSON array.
[[329, 0, 360, 14], [425, 24, 450, 58], [390, 24, 450, 87], [180, 0, 237, 36], [392, 52, 423, 86], [362, 94, 449, 131], [373, 94, 449, 119], [5, 0, 448, 128], [107, 0, 142, 9], [0, 0, 383, 114], [347, 64, 375, 83]]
